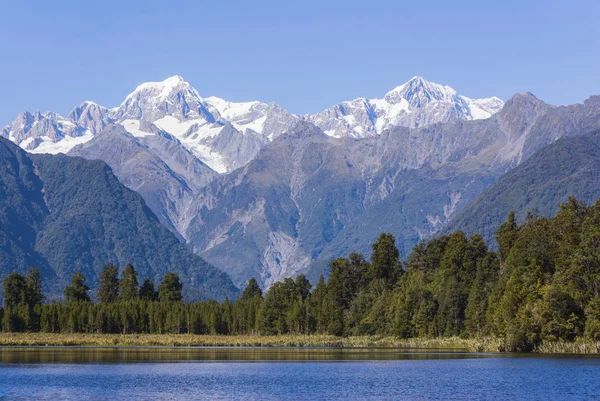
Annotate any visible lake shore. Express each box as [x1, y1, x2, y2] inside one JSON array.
[[0, 333, 598, 353]]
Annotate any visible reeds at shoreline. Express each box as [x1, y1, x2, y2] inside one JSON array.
[[0, 333, 597, 353]]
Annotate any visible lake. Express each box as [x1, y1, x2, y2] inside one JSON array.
[[0, 347, 599, 400]]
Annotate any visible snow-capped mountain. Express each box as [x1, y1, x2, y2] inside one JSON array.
[[4, 74, 600, 291], [0, 75, 503, 173], [308, 76, 504, 138], [1, 110, 94, 154]]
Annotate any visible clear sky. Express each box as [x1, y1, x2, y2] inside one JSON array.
[[1, 0, 598, 124]]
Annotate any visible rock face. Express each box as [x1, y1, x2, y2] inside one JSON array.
[[307, 76, 504, 138], [185, 94, 600, 289], [5, 74, 599, 291], [0, 137, 238, 301], [69, 124, 217, 236], [1, 75, 502, 173], [446, 128, 600, 245]]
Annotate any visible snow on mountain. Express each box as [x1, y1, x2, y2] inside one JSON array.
[[308, 76, 505, 138], [1, 110, 91, 154], [1, 75, 503, 172], [114, 75, 217, 123], [68, 101, 113, 134], [205, 96, 301, 140]]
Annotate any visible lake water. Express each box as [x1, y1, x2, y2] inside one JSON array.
[[0, 347, 599, 400]]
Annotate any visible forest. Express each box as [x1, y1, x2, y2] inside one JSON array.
[[2, 196, 600, 351]]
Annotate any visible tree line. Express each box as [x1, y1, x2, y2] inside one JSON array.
[[2, 196, 600, 350]]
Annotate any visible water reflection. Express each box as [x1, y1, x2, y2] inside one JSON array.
[[0, 346, 488, 363]]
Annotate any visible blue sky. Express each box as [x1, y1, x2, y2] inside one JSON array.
[[0, 0, 598, 124]]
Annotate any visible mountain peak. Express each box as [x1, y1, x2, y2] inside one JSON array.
[[384, 76, 457, 106], [161, 75, 186, 88], [114, 75, 212, 123], [501, 92, 545, 111], [128, 75, 194, 100]]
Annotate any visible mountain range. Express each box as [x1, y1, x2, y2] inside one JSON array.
[[447, 128, 600, 243], [0, 137, 238, 301], [3, 75, 600, 291], [1, 75, 503, 172]]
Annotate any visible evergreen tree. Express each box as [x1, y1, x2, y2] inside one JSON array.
[[158, 272, 183, 302], [309, 273, 328, 333], [3, 272, 27, 308], [496, 211, 519, 261], [25, 268, 44, 307], [241, 278, 262, 300], [368, 233, 401, 284], [139, 278, 158, 301], [294, 274, 311, 301], [97, 264, 119, 304], [64, 271, 91, 303], [120, 264, 139, 301]]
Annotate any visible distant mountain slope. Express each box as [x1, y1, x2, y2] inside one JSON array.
[[1, 75, 502, 173], [5, 75, 600, 291], [186, 93, 600, 289], [308, 76, 503, 138], [70, 124, 217, 236], [446, 130, 600, 244], [0, 137, 238, 301]]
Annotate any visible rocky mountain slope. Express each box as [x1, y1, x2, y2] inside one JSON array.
[[186, 93, 600, 288], [308, 76, 503, 138], [0, 137, 238, 301], [69, 124, 217, 236], [1, 75, 502, 173], [446, 129, 600, 244], [5, 75, 599, 290]]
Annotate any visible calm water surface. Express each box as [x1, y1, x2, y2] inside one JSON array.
[[0, 347, 599, 400]]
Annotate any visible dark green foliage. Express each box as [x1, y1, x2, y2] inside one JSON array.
[[448, 130, 600, 247], [368, 233, 401, 285], [26, 268, 44, 307], [3, 269, 44, 309], [139, 278, 157, 301], [495, 211, 518, 261], [97, 264, 119, 304], [2, 197, 599, 348], [3, 273, 28, 309], [241, 278, 262, 301], [64, 272, 91, 303], [1, 268, 44, 332], [158, 273, 183, 302], [0, 137, 238, 302], [119, 264, 139, 301]]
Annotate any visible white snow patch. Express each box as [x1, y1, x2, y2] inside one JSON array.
[[187, 143, 227, 174], [19, 137, 35, 148], [154, 116, 209, 137], [232, 115, 267, 134], [28, 131, 94, 154], [205, 96, 258, 119], [153, 116, 228, 171], [120, 119, 154, 138]]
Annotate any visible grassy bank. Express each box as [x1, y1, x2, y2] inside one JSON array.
[[0, 333, 598, 353]]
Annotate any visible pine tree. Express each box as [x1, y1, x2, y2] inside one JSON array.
[[139, 278, 158, 301], [369, 233, 401, 284], [97, 264, 119, 304], [496, 211, 518, 261], [3, 273, 27, 308], [309, 273, 328, 333], [64, 271, 91, 303], [25, 268, 43, 307], [158, 272, 183, 302], [241, 278, 262, 300], [120, 264, 139, 301]]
